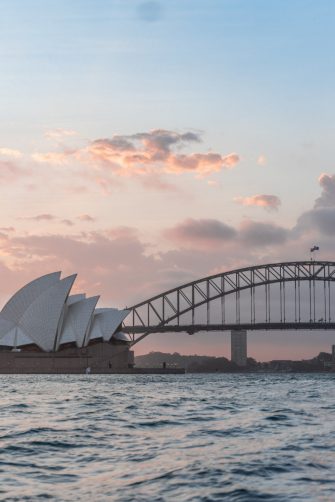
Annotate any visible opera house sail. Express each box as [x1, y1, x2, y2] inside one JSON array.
[[0, 273, 133, 373]]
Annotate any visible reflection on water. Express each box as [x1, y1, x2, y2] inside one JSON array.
[[0, 373, 334, 501]]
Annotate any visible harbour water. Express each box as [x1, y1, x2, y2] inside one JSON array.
[[0, 373, 334, 501]]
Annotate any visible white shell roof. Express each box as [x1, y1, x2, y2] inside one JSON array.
[[112, 331, 132, 342], [67, 294, 86, 306], [88, 308, 130, 342], [1, 272, 61, 323], [0, 317, 15, 341], [0, 327, 32, 347], [59, 295, 99, 348], [0, 272, 130, 352], [87, 316, 103, 341], [19, 275, 77, 352]]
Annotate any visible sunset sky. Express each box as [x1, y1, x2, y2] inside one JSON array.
[[1, 0, 335, 360]]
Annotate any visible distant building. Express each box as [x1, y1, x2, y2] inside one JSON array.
[[231, 330, 247, 367]]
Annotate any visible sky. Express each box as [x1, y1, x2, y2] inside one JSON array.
[[1, 0, 335, 360]]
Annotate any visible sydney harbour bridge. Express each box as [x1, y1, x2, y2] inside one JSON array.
[[123, 261, 335, 364]]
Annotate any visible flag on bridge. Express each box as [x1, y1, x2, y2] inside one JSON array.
[[310, 245, 319, 253]]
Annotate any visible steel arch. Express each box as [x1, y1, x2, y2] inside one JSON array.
[[123, 261, 335, 345]]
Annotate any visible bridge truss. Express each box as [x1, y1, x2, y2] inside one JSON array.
[[123, 261, 335, 345]]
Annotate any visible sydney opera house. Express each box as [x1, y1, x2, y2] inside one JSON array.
[[0, 272, 134, 373]]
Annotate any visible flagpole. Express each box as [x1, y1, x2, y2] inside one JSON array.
[[310, 245, 320, 261]]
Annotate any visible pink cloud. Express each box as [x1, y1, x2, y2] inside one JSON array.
[[314, 173, 335, 208], [0, 208, 333, 311], [32, 130, 240, 184], [0, 228, 158, 305], [0, 160, 29, 182], [18, 215, 74, 226], [0, 226, 253, 307], [44, 129, 77, 140], [165, 217, 289, 251], [165, 218, 237, 249], [257, 154, 267, 166], [239, 220, 288, 246], [0, 227, 15, 233], [234, 194, 281, 211], [77, 214, 95, 222], [0, 219, 297, 309], [88, 130, 239, 177], [207, 180, 220, 187], [138, 174, 180, 192], [93, 176, 121, 194], [61, 219, 74, 226], [19, 214, 56, 222], [0, 148, 22, 159], [31, 152, 72, 165], [167, 152, 239, 176]]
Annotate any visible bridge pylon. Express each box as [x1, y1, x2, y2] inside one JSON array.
[[231, 329, 247, 367]]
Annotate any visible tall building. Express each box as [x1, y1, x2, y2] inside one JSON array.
[[231, 330, 247, 367]]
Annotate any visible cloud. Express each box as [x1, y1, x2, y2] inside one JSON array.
[[93, 176, 121, 194], [19, 214, 56, 222], [31, 152, 71, 165], [44, 129, 77, 140], [131, 130, 201, 154], [167, 216, 289, 251], [165, 217, 289, 250], [138, 174, 179, 192], [239, 220, 288, 247], [296, 207, 335, 236], [33, 129, 239, 183], [77, 214, 95, 222], [0, 228, 160, 305], [0, 148, 22, 159], [0, 217, 306, 311], [88, 130, 239, 177], [234, 194, 281, 211], [314, 173, 335, 208], [0, 227, 15, 233], [27, 129, 239, 196], [17, 215, 82, 227], [85, 130, 240, 185], [61, 219, 74, 227], [293, 174, 335, 236], [207, 180, 220, 187], [18, 215, 75, 226], [0, 224, 266, 307], [165, 218, 237, 248], [167, 152, 239, 176], [0, 160, 29, 182], [257, 154, 267, 166]]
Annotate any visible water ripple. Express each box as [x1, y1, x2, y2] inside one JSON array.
[[0, 373, 334, 501]]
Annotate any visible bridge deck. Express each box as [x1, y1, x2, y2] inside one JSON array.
[[123, 322, 335, 334]]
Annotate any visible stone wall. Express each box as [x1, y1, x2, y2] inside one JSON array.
[[0, 342, 134, 374]]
